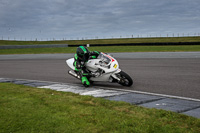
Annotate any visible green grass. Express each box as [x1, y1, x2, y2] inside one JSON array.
[[1, 36, 200, 46], [1, 37, 200, 54], [0, 45, 200, 54], [0, 83, 200, 133]]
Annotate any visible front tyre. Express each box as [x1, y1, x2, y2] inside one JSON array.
[[118, 71, 133, 87]]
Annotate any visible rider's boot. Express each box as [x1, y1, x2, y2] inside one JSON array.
[[81, 76, 90, 87]]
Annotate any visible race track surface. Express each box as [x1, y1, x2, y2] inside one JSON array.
[[0, 52, 200, 99]]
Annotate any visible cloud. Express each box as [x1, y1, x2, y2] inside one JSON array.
[[0, 0, 200, 40]]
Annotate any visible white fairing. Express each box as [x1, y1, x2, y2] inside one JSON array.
[[66, 58, 75, 70], [66, 53, 121, 82]]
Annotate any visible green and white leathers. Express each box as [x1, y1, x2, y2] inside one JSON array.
[[74, 46, 100, 87]]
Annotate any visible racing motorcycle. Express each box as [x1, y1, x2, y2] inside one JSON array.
[[66, 52, 133, 87]]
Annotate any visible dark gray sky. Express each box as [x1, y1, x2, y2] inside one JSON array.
[[0, 0, 200, 40]]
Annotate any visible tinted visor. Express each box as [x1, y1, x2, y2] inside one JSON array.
[[82, 53, 89, 62]]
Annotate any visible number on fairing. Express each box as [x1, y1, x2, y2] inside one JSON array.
[[113, 64, 117, 69]]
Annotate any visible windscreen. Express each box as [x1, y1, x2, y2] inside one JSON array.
[[98, 53, 111, 65]]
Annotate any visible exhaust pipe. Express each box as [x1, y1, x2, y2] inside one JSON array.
[[68, 70, 81, 79]]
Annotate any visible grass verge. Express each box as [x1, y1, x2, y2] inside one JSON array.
[[1, 36, 200, 45], [1, 45, 200, 54], [0, 83, 200, 132]]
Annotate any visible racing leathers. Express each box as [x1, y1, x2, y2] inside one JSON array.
[[74, 46, 100, 87]]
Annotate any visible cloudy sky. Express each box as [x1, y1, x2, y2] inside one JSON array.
[[0, 0, 200, 40]]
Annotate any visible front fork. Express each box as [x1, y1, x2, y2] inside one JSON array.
[[110, 69, 122, 82]]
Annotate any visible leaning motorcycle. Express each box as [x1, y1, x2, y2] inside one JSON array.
[[66, 52, 133, 87]]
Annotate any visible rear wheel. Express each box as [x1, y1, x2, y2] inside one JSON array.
[[117, 71, 133, 86]]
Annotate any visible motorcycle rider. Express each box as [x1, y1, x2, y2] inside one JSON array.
[[74, 46, 100, 87]]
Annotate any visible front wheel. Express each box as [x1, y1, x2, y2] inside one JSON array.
[[117, 71, 133, 87]]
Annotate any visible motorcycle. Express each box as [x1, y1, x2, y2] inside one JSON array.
[[66, 52, 133, 87]]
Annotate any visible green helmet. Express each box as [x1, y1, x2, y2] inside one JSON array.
[[76, 46, 90, 61]]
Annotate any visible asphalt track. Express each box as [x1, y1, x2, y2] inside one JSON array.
[[0, 52, 200, 100]]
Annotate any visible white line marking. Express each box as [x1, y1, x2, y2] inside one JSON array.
[[102, 87, 200, 102], [39, 84, 128, 97]]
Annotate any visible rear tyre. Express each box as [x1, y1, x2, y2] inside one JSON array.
[[118, 71, 133, 87]]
